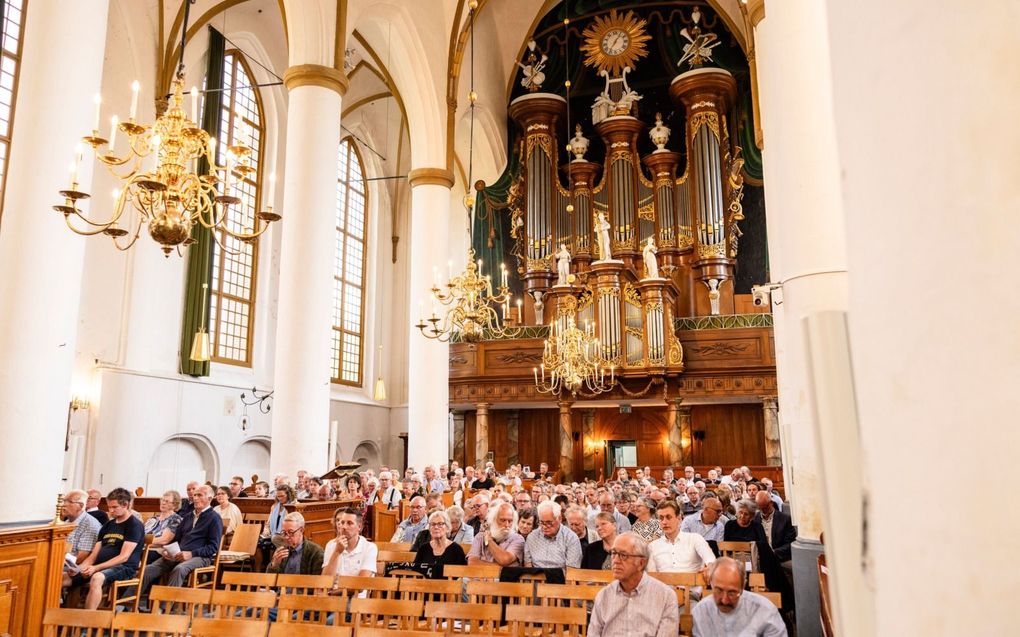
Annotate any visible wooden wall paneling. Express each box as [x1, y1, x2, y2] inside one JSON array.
[[490, 411, 509, 472], [0, 578, 13, 636], [594, 407, 670, 473], [0, 524, 72, 637], [689, 404, 766, 467], [515, 409, 560, 473]]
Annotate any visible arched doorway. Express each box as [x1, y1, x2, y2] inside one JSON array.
[[229, 437, 271, 488], [146, 435, 219, 495]]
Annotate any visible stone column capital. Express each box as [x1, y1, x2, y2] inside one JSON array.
[[283, 64, 349, 96], [760, 395, 779, 410], [475, 402, 492, 412], [747, 0, 766, 27], [408, 167, 455, 189]]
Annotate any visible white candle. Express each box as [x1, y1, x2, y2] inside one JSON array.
[[223, 153, 233, 195], [266, 172, 276, 207], [69, 161, 77, 188], [92, 94, 102, 132], [129, 80, 140, 120], [108, 115, 118, 152], [190, 86, 199, 123], [418, 301, 424, 321]]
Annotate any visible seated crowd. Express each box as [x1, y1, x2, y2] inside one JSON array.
[[59, 461, 793, 635]]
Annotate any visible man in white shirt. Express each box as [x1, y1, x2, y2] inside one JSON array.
[[322, 508, 377, 597], [374, 471, 401, 510], [693, 557, 787, 636], [647, 500, 715, 574]]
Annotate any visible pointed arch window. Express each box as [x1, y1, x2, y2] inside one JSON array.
[[332, 138, 367, 385], [209, 50, 263, 366], [0, 0, 27, 218]]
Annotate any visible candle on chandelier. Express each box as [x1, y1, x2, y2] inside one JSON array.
[[190, 86, 199, 123], [108, 115, 118, 152], [533, 367, 538, 384], [516, 298, 522, 321], [68, 161, 77, 188], [92, 94, 102, 133], [129, 80, 140, 121], [418, 301, 424, 322], [500, 263, 507, 287], [223, 152, 233, 195]]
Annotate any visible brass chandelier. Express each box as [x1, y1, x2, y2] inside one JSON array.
[[416, 0, 518, 343], [534, 312, 616, 396], [53, 0, 279, 256]]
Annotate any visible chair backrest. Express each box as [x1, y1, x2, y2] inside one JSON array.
[[535, 583, 600, 607], [466, 580, 534, 606], [760, 590, 783, 608], [111, 612, 190, 637], [354, 629, 435, 637], [209, 589, 278, 620], [505, 603, 587, 637], [221, 570, 278, 591], [748, 572, 767, 591], [277, 573, 336, 594], [350, 597, 424, 631], [650, 569, 701, 608], [425, 600, 501, 636], [372, 507, 398, 543], [268, 624, 352, 637], [376, 549, 416, 566], [228, 522, 263, 554], [190, 618, 269, 637], [398, 577, 462, 603], [717, 541, 759, 571], [150, 585, 212, 617], [565, 567, 615, 585], [42, 609, 113, 637], [374, 542, 412, 552], [443, 563, 502, 581], [277, 593, 348, 624], [338, 575, 400, 599]]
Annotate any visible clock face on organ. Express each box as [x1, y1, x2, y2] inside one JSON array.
[[601, 29, 630, 56]]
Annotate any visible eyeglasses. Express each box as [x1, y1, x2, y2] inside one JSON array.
[[713, 587, 743, 600], [429, 522, 447, 527], [281, 529, 302, 537], [65, 500, 84, 506], [609, 550, 643, 560], [538, 519, 557, 527]]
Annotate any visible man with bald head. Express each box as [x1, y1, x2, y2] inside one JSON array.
[[754, 490, 796, 568], [692, 557, 787, 636], [587, 532, 678, 637], [391, 495, 428, 542]]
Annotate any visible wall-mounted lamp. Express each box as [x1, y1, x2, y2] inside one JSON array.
[[70, 396, 90, 411]]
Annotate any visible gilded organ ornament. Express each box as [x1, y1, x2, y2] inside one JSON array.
[[581, 9, 652, 78]]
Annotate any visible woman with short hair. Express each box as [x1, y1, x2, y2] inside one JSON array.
[[630, 497, 662, 541], [445, 505, 474, 544], [144, 490, 182, 562], [214, 486, 243, 544], [412, 510, 467, 579]]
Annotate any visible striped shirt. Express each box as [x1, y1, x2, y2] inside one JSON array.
[[67, 512, 101, 556], [588, 573, 679, 637], [524, 523, 582, 568], [680, 514, 726, 542]]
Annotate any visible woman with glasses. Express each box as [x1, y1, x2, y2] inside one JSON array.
[[581, 511, 618, 570], [214, 486, 243, 545], [630, 497, 663, 541], [143, 490, 183, 562], [412, 510, 467, 579]]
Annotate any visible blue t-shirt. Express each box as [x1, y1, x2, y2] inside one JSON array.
[[95, 515, 145, 570]]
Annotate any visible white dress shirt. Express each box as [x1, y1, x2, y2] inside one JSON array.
[[647, 531, 716, 573]]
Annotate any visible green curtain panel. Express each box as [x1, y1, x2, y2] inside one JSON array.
[[471, 125, 523, 300], [179, 27, 226, 376]]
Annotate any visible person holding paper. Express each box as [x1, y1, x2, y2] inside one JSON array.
[[65, 488, 145, 610]]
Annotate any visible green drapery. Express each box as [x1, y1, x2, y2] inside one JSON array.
[[471, 125, 523, 300], [178, 27, 225, 376]]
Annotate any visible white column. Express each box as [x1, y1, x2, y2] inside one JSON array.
[[824, 2, 1020, 635], [270, 67, 346, 478], [754, 3, 856, 634], [406, 169, 452, 470], [0, 0, 110, 525]]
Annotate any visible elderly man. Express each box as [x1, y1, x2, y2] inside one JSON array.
[[409, 492, 450, 551], [589, 493, 632, 534], [177, 481, 200, 517], [760, 478, 784, 510], [140, 484, 222, 601], [323, 508, 377, 583], [693, 557, 787, 636], [373, 471, 402, 510], [391, 496, 428, 542], [65, 488, 144, 610], [681, 494, 726, 542], [648, 501, 715, 574], [317, 481, 335, 501], [468, 502, 525, 567], [565, 505, 592, 551], [682, 485, 704, 516], [524, 501, 581, 569], [85, 489, 109, 525], [754, 491, 797, 567], [513, 490, 533, 512], [268, 512, 324, 575], [62, 489, 101, 571], [587, 532, 678, 637], [423, 465, 446, 494], [467, 494, 491, 535]]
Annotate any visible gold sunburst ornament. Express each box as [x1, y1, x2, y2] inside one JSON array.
[[581, 9, 652, 77]]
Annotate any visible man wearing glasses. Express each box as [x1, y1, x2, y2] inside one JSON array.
[[692, 557, 787, 636], [268, 511, 325, 575], [62, 489, 101, 569], [391, 496, 428, 542], [523, 501, 581, 569], [587, 532, 678, 637], [680, 493, 726, 542], [85, 489, 109, 525]]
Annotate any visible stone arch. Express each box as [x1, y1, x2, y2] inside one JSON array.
[[350, 439, 382, 470], [229, 436, 272, 486], [146, 433, 220, 495]]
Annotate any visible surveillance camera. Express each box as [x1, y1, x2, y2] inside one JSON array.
[[751, 285, 770, 307]]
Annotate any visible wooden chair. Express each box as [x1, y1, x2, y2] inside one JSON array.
[[339, 575, 400, 600], [748, 572, 767, 592], [374, 542, 412, 552], [111, 612, 190, 637], [219, 522, 262, 572], [649, 572, 702, 613], [277, 573, 336, 594], [189, 535, 226, 589], [372, 507, 398, 543], [354, 629, 435, 637], [760, 591, 782, 608], [190, 618, 270, 636], [107, 533, 154, 611], [269, 624, 352, 637], [41, 608, 113, 637], [425, 600, 502, 635], [376, 549, 417, 570], [150, 585, 211, 617], [398, 578, 462, 603], [443, 563, 501, 581], [506, 603, 587, 637], [277, 593, 348, 625], [349, 597, 424, 631], [221, 570, 278, 591], [209, 589, 278, 620], [565, 567, 614, 585], [466, 581, 533, 606], [716, 541, 759, 572], [679, 613, 694, 637], [535, 583, 599, 608]]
